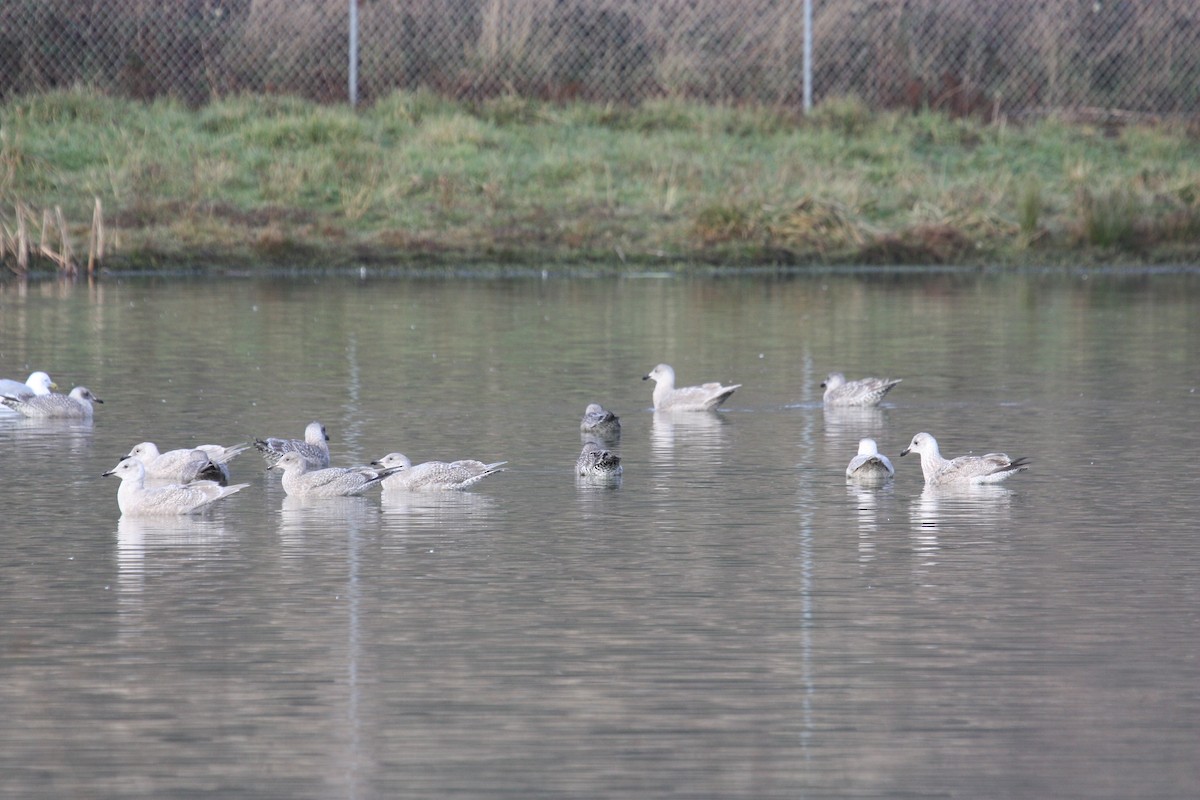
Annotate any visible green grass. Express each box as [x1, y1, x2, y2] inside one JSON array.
[[3, 87, 1200, 272]]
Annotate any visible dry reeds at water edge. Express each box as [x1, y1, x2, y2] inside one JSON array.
[[1, 198, 106, 278]]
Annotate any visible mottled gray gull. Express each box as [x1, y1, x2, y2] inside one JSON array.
[[900, 431, 1029, 487], [580, 403, 621, 439], [0, 386, 102, 419], [821, 372, 902, 407], [270, 451, 397, 498], [254, 421, 331, 468], [371, 452, 507, 491]]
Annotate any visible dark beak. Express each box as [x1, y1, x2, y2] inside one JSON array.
[[899, 447, 910, 457]]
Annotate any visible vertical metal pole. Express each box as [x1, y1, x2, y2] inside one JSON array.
[[349, 0, 359, 106], [803, 0, 813, 112]]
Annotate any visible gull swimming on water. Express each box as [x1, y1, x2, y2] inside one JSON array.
[[900, 431, 1029, 487], [125, 441, 251, 484], [0, 386, 103, 419], [580, 403, 621, 439], [270, 450, 397, 498], [371, 452, 507, 491], [576, 441, 622, 478], [103, 457, 249, 516], [254, 421, 331, 468], [0, 371, 56, 405], [845, 438, 895, 482], [821, 373, 902, 407], [643, 363, 741, 412]]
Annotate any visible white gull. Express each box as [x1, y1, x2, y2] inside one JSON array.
[[103, 457, 249, 516], [643, 363, 740, 411], [0, 371, 56, 405], [125, 441, 251, 484], [845, 438, 895, 482]]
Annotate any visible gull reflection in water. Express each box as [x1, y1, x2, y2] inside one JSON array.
[[279, 495, 378, 545], [380, 488, 497, 533], [116, 515, 232, 618], [650, 409, 730, 461], [846, 482, 895, 563], [822, 405, 885, 447], [576, 471, 622, 493], [117, 515, 231, 579], [910, 484, 1015, 530], [3, 415, 95, 453]]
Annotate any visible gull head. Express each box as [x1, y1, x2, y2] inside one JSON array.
[[102, 457, 144, 481], [371, 452, 412, 471], [900, 432, 937, 458]]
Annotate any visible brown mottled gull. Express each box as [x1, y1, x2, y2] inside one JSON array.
[[576, 441, 622, 478]]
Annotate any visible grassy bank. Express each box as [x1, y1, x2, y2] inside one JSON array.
[[3, 88, 1200, 273]]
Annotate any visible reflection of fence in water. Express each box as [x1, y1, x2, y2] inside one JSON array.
[[2, 1, 1197, 114]]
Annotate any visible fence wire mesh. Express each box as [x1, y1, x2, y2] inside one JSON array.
[[2, 0, 1198, 115]]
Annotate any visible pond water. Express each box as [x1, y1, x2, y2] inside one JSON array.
[[1, 269, 1198, 799]]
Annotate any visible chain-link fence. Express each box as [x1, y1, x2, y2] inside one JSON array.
[[2, 0, 1199, 115]]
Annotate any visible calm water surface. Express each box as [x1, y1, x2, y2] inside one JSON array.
[[1, 270, 1198, 799]]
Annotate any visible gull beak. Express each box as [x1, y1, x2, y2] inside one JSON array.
[[642, 374, 651, 381], [899, 447, 910, 457]]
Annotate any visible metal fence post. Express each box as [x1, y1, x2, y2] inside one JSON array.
[[349, 0, 359, 107], [803, 0, 813, 113]]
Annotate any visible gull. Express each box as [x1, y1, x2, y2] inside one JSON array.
[[371, 452, 507, 491], [254, 421, 330, 468], [576, 441, 622, 478], [125, 441, 251, 484], [821, 372, 902, 407], [0, 386, 103, 419], [643, 363, 740, 411], [846, 438, 895, 482], [103, 457, 249, 516], [900, 431, 1029, 487], [270, 451, 397, 498], [580, 403, 621, 439], [0, 371, 56, 403]]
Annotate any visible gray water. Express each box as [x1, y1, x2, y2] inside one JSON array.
[[1, 270, 1198, 799]]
